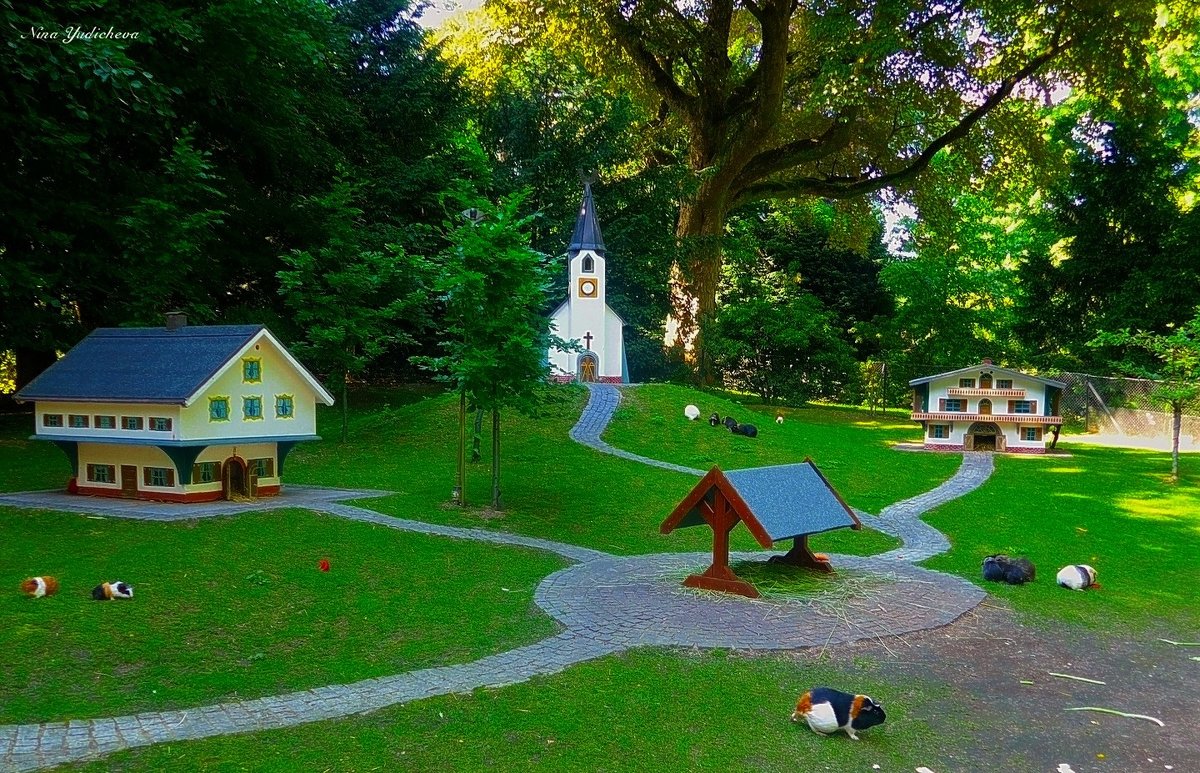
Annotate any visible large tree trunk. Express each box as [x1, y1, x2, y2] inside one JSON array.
[[664, 192, 727, 383]]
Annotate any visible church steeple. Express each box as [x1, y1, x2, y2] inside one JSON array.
[[568, 181, 606, 255]]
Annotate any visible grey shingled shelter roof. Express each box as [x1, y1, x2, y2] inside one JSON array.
[[16, 325, 264, 404], [724, 462, 859, 541], [567, 181, 606, 255], [667, 461, 860, 544]]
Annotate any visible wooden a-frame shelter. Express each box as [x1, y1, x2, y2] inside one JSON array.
[[660, 459, 861, 599]]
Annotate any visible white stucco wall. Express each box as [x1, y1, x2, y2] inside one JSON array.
[[548, 248, 625, 380]]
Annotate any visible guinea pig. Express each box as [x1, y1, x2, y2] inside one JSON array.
[[1056, 564, 1098, 591], [684, 404, 700, 420], [91, 581, 134, 600], [20, 576, 59, 598], [981, 554, 1036, 585], [708, 412, 721, 427], [791, 687, 886, 740], [731, 422, 758, 438], [776, 414, 784, 424], [723, 415, 739, 430]]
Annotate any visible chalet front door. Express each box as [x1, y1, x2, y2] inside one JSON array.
[[120, 465, 138, 498]]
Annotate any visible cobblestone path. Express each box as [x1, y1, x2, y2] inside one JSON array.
[[0, 384, 992, 771]]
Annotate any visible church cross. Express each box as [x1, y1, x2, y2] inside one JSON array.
[[583, 331, 594, 350]]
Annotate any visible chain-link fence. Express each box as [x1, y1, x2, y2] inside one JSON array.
[[1045, 371, 1200, 449]]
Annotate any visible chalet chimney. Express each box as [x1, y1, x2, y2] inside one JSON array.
[[982, 357, 993, 366], [165, 312, 187, 331]]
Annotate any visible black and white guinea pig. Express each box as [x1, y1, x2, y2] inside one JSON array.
[[1056, 564, 1098, 590], [981, 554, 1036, 585], [91, 581, 134, 600], [709, 412, 721, 427], [791, 687, 886, 740]]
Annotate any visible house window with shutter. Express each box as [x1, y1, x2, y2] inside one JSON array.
[[249, 458, 274, 478], [95, 415, 116, 429], [944, 399, 964, 412], [144, 467, 174, 487], [959, 378, 975, 388], [69, 414, 89, 428], [122, 416, 144, 430], [931, 424, 948, 439], [43, 414, 63, 427], [275, 394, 294, 418], [210, 397, 230, 421], [243, 358, 262, 383], [997, 379, 1013, 389], [1022, 427, 1042, 442], [149, 417, 172, 431], [1012, 400, 1033, 414], [193, 461, 220, 483], [86, 464, 115, 483], [243, 396, 263, 420]]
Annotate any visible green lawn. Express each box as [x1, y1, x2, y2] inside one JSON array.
[[601, 384, 960, 514], [68, 648, 970, 773], [922, 444, 1200, 631], [0, 507, 563, 724], [285, 385, 900, 558]]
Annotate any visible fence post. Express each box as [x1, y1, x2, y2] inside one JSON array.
[[1084, 375, 1090, 432]]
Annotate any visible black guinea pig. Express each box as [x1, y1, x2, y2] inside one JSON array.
[[723, 415, 739, 430], [981, 554, 1036, 585], [791, 687, 885, 740], [731, 422, 758, 438]]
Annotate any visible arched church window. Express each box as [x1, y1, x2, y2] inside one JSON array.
[[581, 255, 595, 273]]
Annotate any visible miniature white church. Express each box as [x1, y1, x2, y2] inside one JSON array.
[[547, 183, 628, 383]]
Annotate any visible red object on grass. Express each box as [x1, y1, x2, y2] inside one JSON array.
[[318, 559, 330, 572]]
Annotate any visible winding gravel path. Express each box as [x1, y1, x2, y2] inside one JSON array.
[[0, 384, 993, 771]]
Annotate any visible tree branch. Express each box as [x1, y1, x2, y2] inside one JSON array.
[[732, 38, 1070, 207], [602, 8, 700, 123]]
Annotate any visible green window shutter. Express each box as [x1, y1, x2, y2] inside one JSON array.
[[193, 463, 201, 482]]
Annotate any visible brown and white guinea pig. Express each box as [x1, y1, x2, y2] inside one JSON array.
[[91, 581, 134, 600], [791, 687, 886, 740], [20, 576, 60, 598], [1056, 564, 1098, 591]]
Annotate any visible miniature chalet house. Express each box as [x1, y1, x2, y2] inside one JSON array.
[[15, 316, 334, 502], [909, 359, 1065, 453], [547, 182, 629, 383]]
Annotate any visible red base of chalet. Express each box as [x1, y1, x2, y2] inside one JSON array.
[[1003, 446, 1047, 454], [73, 484, 281, 503], [923, 443, 965, 451], [550, 374, 624, 384]]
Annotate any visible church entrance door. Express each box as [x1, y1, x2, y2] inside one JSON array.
[[578, 353, 598, 383]]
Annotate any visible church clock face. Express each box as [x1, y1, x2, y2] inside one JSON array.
[[578, 277, 599, 298]]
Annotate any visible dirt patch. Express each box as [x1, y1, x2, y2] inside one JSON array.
[[792, 603, 1199, 772]]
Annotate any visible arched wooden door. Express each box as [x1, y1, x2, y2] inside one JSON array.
[[223, 457, 249, 500], [578, 353, 598, 383]]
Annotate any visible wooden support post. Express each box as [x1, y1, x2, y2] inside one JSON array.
[[768, 535, 834, 573], [682, 492, 760, 598]]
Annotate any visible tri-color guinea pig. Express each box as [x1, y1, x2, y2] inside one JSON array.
[[791, 687, 886, 740], [91, 581, 134, 600]]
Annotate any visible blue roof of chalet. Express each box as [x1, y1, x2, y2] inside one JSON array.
[[16, 325, 264, 404], [567, 182, 606, 255]]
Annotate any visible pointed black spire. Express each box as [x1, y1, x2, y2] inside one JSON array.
[[568, 181, 606, 255]]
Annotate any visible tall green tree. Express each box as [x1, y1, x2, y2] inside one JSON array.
[[277, 180, 432, 441], [491, 0, 1194, 378], [419, 191, 566, 509], [1091, 311, 1200, 482]]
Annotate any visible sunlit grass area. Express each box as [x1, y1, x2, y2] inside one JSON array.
[[601, 383, 959, 513], [922, 445, 1200, 631]]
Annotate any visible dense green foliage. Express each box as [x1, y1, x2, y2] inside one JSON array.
[[2, 0, 1198, 404]]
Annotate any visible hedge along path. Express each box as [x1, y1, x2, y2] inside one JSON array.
[[0, 384, 992, 771]]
